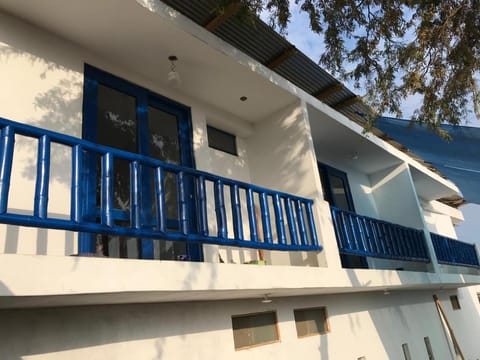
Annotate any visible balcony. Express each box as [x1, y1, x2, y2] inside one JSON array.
[[330, 206, 430, 264], [431, 233, 479, 268], [0, 117, 321, 259]]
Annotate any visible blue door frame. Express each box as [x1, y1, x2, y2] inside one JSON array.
[[318, 162, 367, 269], [80, 64, 202, 261]]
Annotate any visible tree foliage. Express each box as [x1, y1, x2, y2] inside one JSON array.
[[217, 0, 480, 132]]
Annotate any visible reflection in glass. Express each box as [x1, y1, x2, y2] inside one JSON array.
[[148, 107, 180, 220], [96, 85, 138, 258], [329, 175, 350, 211]]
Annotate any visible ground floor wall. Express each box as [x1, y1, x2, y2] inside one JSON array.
[[1, 289, 476, 360]]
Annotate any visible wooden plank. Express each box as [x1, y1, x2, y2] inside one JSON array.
[[433, 294, 465, 360], [265, 46, 297, 69], [313, 83, 344, 100], [204, 2, 242, 31], [333, 95, 360, 110]]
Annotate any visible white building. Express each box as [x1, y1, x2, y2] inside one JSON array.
[[0, 1, 479, 359]]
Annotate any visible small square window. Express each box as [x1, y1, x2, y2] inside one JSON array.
[[207, 125, 237, 155], [231, 311, 279, 350], [402, 343, 412, 360], [450, 295, 461, 310], [294, 307, 329, 338], [424, 336, 435, 360]]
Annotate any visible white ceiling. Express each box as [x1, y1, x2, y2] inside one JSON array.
[[0, 0, 297, 123]]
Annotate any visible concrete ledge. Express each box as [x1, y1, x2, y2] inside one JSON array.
[[0, 254, 479, 308]]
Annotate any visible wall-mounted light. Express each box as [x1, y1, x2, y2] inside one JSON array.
[[261, 294, 272, 303], [168, 55, 181, 86]]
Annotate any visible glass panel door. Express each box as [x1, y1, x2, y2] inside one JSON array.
[[96, 84, 139, 259], [147, 105, 186, 260], [81, 65, 200, 261]]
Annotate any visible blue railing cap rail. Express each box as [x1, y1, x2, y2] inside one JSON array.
[[430, 232, 477, 248], [330, 206, 424, 233], [0, 116, 313, 203]]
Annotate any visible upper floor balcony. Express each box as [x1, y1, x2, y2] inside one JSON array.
[[331, 206, 480, 270], [0, 117, 321, 262]]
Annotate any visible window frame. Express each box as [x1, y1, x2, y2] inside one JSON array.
[[293, 306, 330, 338], [450, 295, 461, 310], [317, 162, 355, 212], [206, 125, 238, 156], [231, 311, 280, 350], [424, 336, 435, 360], [402, 343, 412, 360]]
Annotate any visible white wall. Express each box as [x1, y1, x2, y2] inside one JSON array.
[[0, 11, 327, 267], [0, 11, 84, 256], [439, 289, 480, 359], [423, 210, 458, 239], [0, 290, 454, 360], [369, 164, 424, 229], [245, 101, 333, 268], [0, 11, 256, 260]]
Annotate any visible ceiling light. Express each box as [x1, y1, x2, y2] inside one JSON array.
[[167, 55, 181, 86], [240, 96, 247, 101]]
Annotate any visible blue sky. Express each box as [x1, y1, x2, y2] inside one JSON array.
[[267, 5, 480, 245]]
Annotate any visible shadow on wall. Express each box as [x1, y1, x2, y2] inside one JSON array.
[[3, 222, 75, 256], [0, 44, 82, 187], [0, 298, 237, 359], [0, 281, 12, 296], [338, 269, 457, 359]]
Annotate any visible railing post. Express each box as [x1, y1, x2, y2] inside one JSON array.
[[246, 189, 258, 243], [34, 135, 51, 219], [195, 176, 208, 236], [285, 198, 298, 246], [306, 202, 318, 247], [295, 200, 307, 246], [272, 194, 286, 245], [101, 152, 114, 227], [0, 126, 14, 214], [71, 145, 83, 223], [177, 171, 189, 235], [230, 184, 244, 241], [130, 161, 141, 229], [259, 192, 273, 244], [214, 180, 227, 238], [154, 167, 166, 232]]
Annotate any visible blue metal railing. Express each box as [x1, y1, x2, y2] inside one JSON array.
[[330, 206, 430, 262], [0, 117, 321, 252], [431, 233, 479, 268]]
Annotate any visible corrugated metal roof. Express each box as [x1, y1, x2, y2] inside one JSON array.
[[161, 0, 354, 105], [160, 0, 463, 206]]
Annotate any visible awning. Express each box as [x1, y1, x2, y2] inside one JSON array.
[[376, 117, 480, 204]]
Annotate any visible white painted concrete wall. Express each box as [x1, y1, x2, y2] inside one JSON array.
[[0, 290, 454, 360], [0, 10, 328, 267], [0, 10, 257, 260], [369, 164, 424, 229], [423, 210, 458, 239], [439, 289, 480, 360], [245, 101, 332, 268]]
